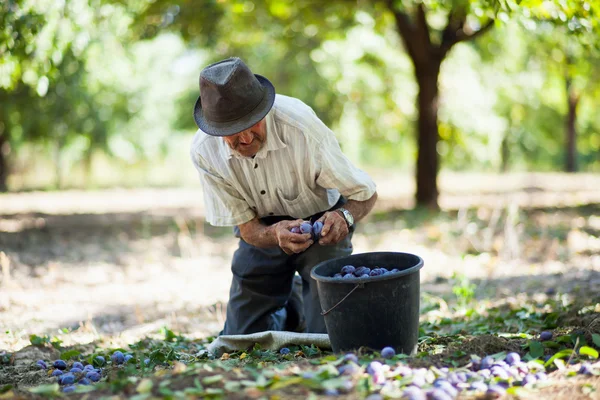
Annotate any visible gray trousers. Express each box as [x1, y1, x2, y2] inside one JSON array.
[[222, 228, 354, 335]]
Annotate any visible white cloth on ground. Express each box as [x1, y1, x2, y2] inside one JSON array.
[[206, 330, 331, 356]]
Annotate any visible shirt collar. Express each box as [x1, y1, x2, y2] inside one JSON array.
[[223, 108, 287, 160]]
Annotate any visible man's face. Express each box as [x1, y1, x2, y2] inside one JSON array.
[[223, 119, 266, 157]]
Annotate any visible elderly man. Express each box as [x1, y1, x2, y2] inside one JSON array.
[[190, 57, 377, 335]]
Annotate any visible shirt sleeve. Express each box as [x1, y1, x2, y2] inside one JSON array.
[[190, 148, 255, 227], [312, 118, 377, 201]]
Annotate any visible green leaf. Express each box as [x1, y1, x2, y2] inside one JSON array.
[[60, 350, 81, 361], [578, 346, 599, 359], [544, 349, 573, 367], [529, 341, 544, 358], [28, 384, 60, 395], [29, 335, 50, 346], [592, 334, 600, 348], [201, 374, 223, 385]]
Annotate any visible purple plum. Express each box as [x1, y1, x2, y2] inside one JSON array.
[[402, 387, 426, 400], [505, 352, 520, 365], [367, 361, 383, 375], [300, 222, 312, 234], [578, 364, 593, 375], [487, 384, 506, 397], [521, 374, 537, 385], [36, 360, 47, 369], [323, 388, 339, 396], [343, 273, 355, 279], [290, 226, 301, 234], [124, 354, 133, 363], [70, 368, 83, 373], [111, 351, 125, 364], [333, 273, 342, 278], [360, 274, 370, 278], [52, 369, 63, 376], [469, 381, 488, 392], [381, 347, 395, 359], [535, 372, 548, 381], [72, 362, 84, 370], [62, 385, 76, 393], [78, 378, 91, 385], [94, 356, 105, 366], [343, 353, 358, 364], [480, 356, 494, 370], [539, 331, 553, 341], [86, 371, 101, 382], [312, 221, 323, 239], [341, 265, 356, 275], [53, 360, 67, 370], [279, 347, 290, 355], [59, 374, 75, 385], [391, 268, 399, 273], [427, 388, 454, 400]]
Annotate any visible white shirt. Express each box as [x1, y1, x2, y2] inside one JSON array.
[[190, 94, 377, 227]]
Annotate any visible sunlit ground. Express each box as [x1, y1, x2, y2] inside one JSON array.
[[1, 172, 600, 353]]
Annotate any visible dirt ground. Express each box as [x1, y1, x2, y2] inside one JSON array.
[[1, 172, 600, 351], [0, 172, 599, 399]]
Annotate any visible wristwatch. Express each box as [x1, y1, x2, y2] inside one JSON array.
[[337, 207, 354, 228]]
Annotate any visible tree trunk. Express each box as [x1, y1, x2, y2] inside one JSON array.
[[0, 132, 8, 192], [415, 63, 441, 209], [565, 76, 579, 173], [501, 132, 510, 173]]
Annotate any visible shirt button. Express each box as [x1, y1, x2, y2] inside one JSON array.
[[260, 190, 266, 195]]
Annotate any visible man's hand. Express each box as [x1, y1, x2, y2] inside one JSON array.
[[316, 211, 349, 246], [275, 220, 313, 255]]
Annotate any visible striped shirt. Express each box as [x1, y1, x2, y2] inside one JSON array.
[[190, 94, 377, 227]]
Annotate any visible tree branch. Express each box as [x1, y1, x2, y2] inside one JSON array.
[[384, 0, 432, 66], [440, 18, 494, 58]]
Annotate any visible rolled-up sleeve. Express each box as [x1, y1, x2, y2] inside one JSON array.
[[314, 124, 377, 201], [190, 149, 255, 227]]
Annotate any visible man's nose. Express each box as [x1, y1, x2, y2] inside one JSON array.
[[238, 130, 253, 143]]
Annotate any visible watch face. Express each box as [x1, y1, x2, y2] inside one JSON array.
[[342, 208, 354, 226]]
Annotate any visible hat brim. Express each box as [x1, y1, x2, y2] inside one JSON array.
[[193, 74, 275, 137]]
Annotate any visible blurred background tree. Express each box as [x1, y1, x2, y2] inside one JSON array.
[[1, 0, 598, 207]]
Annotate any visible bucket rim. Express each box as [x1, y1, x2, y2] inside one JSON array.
[[310, 251, 424, 284]]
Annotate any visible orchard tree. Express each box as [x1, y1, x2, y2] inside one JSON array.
[[135, 0, 597, 209]]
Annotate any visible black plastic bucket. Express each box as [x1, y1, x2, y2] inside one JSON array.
[[310, 252, 424, 354]]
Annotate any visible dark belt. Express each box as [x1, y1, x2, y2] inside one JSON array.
[[233, 196, 347, 238]]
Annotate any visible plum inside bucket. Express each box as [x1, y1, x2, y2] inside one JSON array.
[[310, 251, 424, 354]]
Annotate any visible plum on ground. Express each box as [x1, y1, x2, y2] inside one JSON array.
[[53, 360, 67, 370], [51, 370, 63, 377], [59, 374, 75, 385], [124, 354, 134, 363], [402, 387, 425, 400], [62, 385, 77, 393], [381, 347, 395, 359], [36, 360, 47, 369], [343, 353, 358, 364], [72, 362, 84, 370], [367, 361, 383, 375], [300, 222, 313, 234], [487, 384, 506, 397], [94, 356, 105, 366], [469, 381, 488, 392], [70, 368, 83, 373], [539, 331, 553, 341], [480, 356, 494, 370], [78, 378, 91, 385], [279, 347, 290, 355], [83, 364, 94, 371], [323, 388, 339, 396], [505, 352, 520, 366], [86, 371, 101, 382], [521, 374, 537, 385], [427, 388, 454, 400], [111, 351, 125, 364], [578, 364, 593, 375]]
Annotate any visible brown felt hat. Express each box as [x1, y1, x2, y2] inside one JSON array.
[[193, 57, 276, 136]]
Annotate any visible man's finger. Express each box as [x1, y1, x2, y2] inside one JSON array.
[[287, 232, 312, 243], [320, 213, 335, 237]]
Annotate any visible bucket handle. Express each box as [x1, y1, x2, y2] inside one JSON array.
[[320, 283, 364, 316]]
